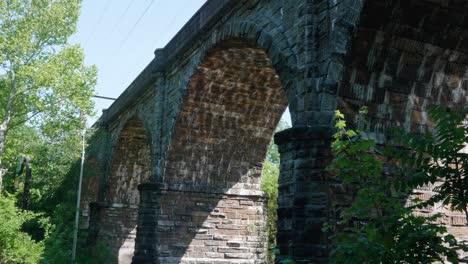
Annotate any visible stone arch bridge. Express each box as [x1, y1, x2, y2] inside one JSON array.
[[81, 0, 468, 263]]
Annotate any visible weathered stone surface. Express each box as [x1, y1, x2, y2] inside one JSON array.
[[81, 0, 468, 263], [87, 118, 152, 263]]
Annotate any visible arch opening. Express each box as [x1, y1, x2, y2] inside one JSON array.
[[166, 38, 288, 190], [161, 38, 289, 263], [100, 118, 152, 264]]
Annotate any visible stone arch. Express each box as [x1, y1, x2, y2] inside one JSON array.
[[206, 20, 298, 82], [160, 19, 298, 179], [167, 20, 298, 127], [165, 38, 288, 188], [159, 38, 289, 262], [107, 117, 152, 205], [100, 117, 153, 264]]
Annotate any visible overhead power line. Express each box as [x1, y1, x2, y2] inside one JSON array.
[[107, 0, 137, 39], [114, 0, 159, 55], [83, 0, 112, 48], [133, 0, 190, 64], [158, 0, 190, 44]]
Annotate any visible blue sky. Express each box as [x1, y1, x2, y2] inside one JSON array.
[[70, 0, 290, 125]]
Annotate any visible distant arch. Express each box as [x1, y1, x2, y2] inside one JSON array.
[[101, 117, 152, 263]]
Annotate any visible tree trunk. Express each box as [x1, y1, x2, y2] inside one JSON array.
[[0, 71, 18, 191], [0, 124, 7, 192], [22, 163, 31, 209]]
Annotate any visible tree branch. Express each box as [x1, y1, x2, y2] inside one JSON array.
[[7, 111, 42, 131]]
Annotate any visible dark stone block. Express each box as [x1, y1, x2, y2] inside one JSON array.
[[274, 126, 334, 146]]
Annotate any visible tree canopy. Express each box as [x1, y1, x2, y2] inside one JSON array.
[[0, 1, 98, 263], [0, 0, 96, 189]]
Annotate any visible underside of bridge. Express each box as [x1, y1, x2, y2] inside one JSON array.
[[340, 0, 468, 131], [82, 0, 468, 263]]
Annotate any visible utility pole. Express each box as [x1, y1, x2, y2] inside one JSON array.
[[71, 123, 86, 263], [71, 96, 115, 262]]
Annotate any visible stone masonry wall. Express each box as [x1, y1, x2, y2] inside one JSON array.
[[160, 38, 287, 263], [107, 118, 151, 205], [159, 0, 303, 181], [155, 189, 266, 264], [96, 204, 139, 263], [92, 1, 356, 262], [164, 39, 287, 190], [274, 127, 333, 264], [94, 117, 152, 263]]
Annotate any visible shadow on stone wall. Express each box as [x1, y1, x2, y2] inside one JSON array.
[[87, 117, 152, 263]]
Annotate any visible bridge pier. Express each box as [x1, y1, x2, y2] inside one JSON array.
[[133, 183, 161, 264], [133, 182, 268, 264], [274, 126, 334, 263], [87, 202, 101, 246], [86, 202, 139, 263]]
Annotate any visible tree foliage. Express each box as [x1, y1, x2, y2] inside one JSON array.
[[0, 126, 110, 263], [262, 118, 290, 263], [262, 160, 279, 263], [328, 107, 467, 263], [1, 126, 82, 211], [265, 119, 289, 164], [0, 194, 45, 264], [395, 106, 468, 221], [0, 0, 98, 262], [0, 0, 96, 169]]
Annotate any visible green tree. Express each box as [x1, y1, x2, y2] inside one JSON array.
[[39, 131, 111, 264], [0, 193, 46, 264], [328, 108, 466, 263], [0, 0, 97, 189], [396, 106, 468, 222], [262, 118, 290, 263], [0, 126, 83, 214], [265, 119, 289, 164], [0, 124, 88, 263]]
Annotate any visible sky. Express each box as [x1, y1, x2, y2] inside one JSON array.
[[70, 0, 290, 125]]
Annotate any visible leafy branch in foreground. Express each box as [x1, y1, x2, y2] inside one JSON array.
[[327, 108, 466, 264], [394, 106, 468, 222]]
